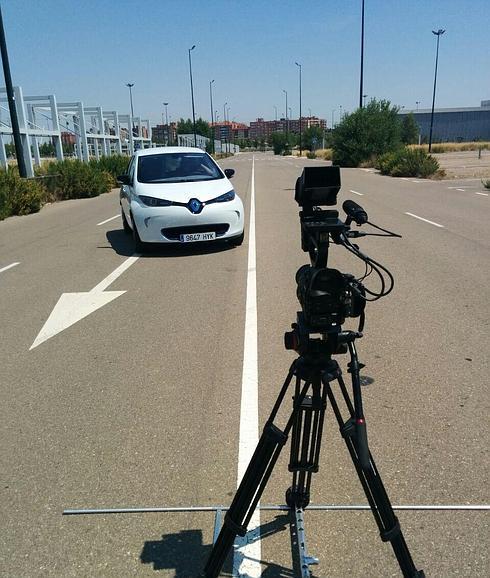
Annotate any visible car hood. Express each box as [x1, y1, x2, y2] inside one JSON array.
[[134, 178, 234, 203]]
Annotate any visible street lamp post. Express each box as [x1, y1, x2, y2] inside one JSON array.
[[359, 0, 365, 108], [429, 29, 445, 153], [363, 94, 368, 106], [416, 101, 420, 111], [188, 45, 197, 147], [163, 102, 169, 145], [223, 102, 227, 153], [209, 80, 215, 153], [126, 82, 135, 138], [0, 5, 27, 177], [295, 61, 302, 157], [283, 89, 288, 145]]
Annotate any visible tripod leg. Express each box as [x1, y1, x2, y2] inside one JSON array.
[[204, 362, 312, 578], [287, 369, 329, 509], [327, 376, 425, 578]]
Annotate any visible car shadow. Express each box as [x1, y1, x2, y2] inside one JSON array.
[[104, 229, 238, 258]]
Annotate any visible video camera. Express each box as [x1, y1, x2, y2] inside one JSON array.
[[290, 166, 398, 339]]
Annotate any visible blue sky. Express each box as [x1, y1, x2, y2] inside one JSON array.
[[4, 0, 490, 126]]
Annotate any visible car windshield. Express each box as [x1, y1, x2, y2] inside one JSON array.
[[137, 152, 224, 183]]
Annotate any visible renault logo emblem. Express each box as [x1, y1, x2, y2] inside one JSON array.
[[188, 198, 203, 214]]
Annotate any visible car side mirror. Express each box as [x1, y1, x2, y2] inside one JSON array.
[[224, 168, 235, 179], [117, 174, 131, 185]]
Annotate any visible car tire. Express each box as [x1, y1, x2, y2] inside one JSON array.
[[121, 207, 132, 234], [131, 215, 146, 253], [229, 231, 244, 246]]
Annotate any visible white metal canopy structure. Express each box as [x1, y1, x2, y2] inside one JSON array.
[[0, 85, 152, 175]]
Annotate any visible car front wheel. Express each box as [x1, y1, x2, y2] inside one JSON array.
[[131, 215, 146, 253], [121, 207, 132, 234]]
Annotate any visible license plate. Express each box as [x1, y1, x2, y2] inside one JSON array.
[[180, 232, 216, 242]]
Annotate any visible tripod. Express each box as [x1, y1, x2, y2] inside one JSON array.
[[204, 321, 424, 577]]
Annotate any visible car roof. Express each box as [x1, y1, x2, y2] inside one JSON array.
[[134, 147, 205, 157]]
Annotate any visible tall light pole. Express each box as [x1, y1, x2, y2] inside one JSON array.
[[416, 100, 420, 111], [283, 89, 288, 144], [429, 29, 445, 153], [223, 102, 227, 153], [227, 106, 231, 153], [163, 102, 169, 145], [188, 44, 197, 147], [0, 5, 27, 177], [359, 0, 365, 108], [295, 61, 302, 157], [363, 94, 368, 106], [209, 79, 215, 153], [126, 83, 135, 136]]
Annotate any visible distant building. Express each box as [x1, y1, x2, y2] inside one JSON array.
[[249, 116, 326, 140], [61, 131, 76, 145], [211, 121, 249, 142], [151, 122, 177, 145], [399, 100, 490, 142]]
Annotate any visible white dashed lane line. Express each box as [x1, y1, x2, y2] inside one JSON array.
[[349, 189, 364, 196], [476, 192, 488, 196], [97, 215, 119, 226], [405, 212, 444, 228], [0, 262, 20, 274]]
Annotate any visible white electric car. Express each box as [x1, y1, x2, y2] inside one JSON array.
[[119, 147, 244, 251]]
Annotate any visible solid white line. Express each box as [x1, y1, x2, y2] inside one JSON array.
[[234, 156, 261, 576], [0, 262, 20, 274], [476, 192, 488, 196], [90, 255, 140, 292], [349, 189, 364, 196], [97, 214, 119, 226], [405, 212, 444, 228]]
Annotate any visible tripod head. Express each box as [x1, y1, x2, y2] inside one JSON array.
[[286, 166, 401, 355]]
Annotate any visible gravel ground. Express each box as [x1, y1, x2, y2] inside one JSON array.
[[433, 149, 490, 179]]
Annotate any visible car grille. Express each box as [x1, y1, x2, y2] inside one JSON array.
[[162, 223, 230, 240]]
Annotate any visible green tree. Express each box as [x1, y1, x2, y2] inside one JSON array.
[[271, 132, 288, 155], [401, 113, 419, 145], [176, 118, 194, 134], [332, 99, 402, 166], [302, 126, 324, 151], [195, 118, 211, 138]]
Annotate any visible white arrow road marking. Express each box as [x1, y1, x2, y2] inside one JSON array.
[[0, 262, 20, 274], [30, 255, 140, 350]]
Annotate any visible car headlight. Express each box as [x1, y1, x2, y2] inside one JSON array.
[[138, 195, 173, 207], [213, 190, 235, 203]]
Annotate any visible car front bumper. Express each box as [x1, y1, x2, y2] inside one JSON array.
[[131, 198, 244, 243]]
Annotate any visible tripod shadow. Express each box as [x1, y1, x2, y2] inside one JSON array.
[[140, 513, 313, 577]]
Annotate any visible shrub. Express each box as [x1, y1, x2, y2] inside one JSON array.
[[332, 99, 402, 166], [44, 159, 113, 200], [378, 147, 440, 178], [306, 151, 316, 159], [89, 154, 130, 184], [482, 179, 490, 189], [0, 169, 47, 220]]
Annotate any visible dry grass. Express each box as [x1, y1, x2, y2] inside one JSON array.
[[410, 142, 490, 153]]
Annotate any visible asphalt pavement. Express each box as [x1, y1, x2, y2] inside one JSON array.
[[1, 152, 488, 577]]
